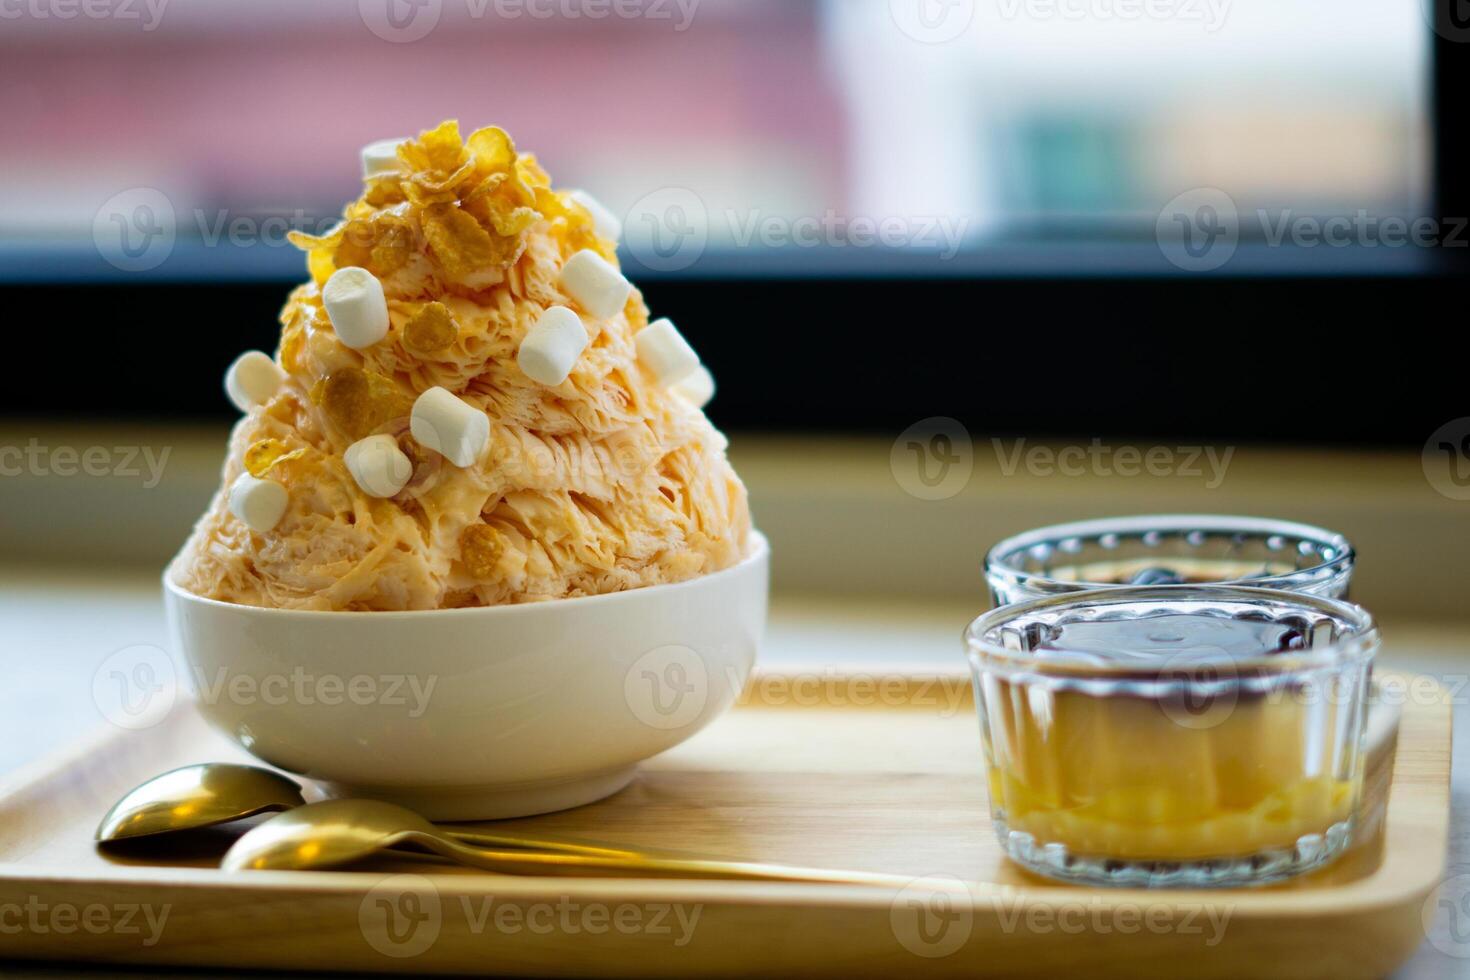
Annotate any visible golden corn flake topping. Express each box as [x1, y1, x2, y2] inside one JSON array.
[[403, 301, 458, 355], [312, 367, 413, 442], [243, 438, 306, 479], [289, 121, 608, 293], [459, 523, 506, 579]]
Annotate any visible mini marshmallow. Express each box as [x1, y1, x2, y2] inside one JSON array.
[[224, 350, 285, 412], [636, 318, 700, 385], [670, 365, 716, 408], [518, 306, 589, 387], [567, 189, 622, 242], [228, 473, 288, 533], [323, 267, 390, 350], [345, 434, 414, 498], [560, 249, 631, 320], [411, 386, 489, 468], [361, 137, 409, 179]]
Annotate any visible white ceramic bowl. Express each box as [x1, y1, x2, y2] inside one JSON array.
[[163, 533, 768, 819]]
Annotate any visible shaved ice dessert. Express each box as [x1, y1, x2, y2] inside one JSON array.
[[173, 121, 749, 610]]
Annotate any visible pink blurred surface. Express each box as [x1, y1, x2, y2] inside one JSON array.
[[0, 5, 844, 228], [0, 0, 1428, 241]]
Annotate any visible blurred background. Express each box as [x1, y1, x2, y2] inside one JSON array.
[[3, 7, 1469, 972], [1, 0, 1467, 668], [0, 0, 1432, 261]]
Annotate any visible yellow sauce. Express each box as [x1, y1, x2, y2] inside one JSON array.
[[981, 679, 1359, 861]]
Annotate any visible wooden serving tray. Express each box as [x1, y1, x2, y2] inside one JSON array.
[[0, 670, 1449, 978]]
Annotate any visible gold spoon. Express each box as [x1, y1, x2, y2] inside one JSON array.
[[97, 763, 306, 843], [96, 764, 635, 858], [223, 799, 926, 887]]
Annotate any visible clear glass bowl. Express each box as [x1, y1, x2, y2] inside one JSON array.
[[984, 515, 1354, 607], [964, 585, 1378, 888]]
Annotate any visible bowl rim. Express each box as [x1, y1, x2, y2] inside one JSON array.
[[964, 583, 1379, 679], [983, 514, 1355, 596], [164, 530, 768, 619]]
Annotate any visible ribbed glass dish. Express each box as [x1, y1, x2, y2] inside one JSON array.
[[964, 585, 1377, 888], [984, 515, 1354, 607]]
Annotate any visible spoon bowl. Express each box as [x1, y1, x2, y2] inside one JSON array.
[[221, 799, 433, 871], [96, 763, 305, 844], [98, 768, 647, 858]]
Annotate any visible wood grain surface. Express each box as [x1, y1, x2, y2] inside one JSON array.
[[0, 671, 1450, 979]]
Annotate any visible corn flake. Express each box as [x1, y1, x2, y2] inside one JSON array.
[[364, 178, 407, 208], [467, 126, 516, 172], [400, 120, 467, 179], [403, 302, 457, 355], [459, 523, 506, 579], [333, 214, 417, 279], [279, 319, 308, 375], [291, 224, 347, 286], [244, 439, 306, 478], [421, 204, 509, 281], [319, 368, 413, 441]]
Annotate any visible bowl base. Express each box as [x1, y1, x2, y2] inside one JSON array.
[[994, 811, 1356, 888], [320, 765, 639, 821]]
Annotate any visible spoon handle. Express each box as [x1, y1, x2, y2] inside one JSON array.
[[417, 834, 939, 888], [444, 830, 642, 859]]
